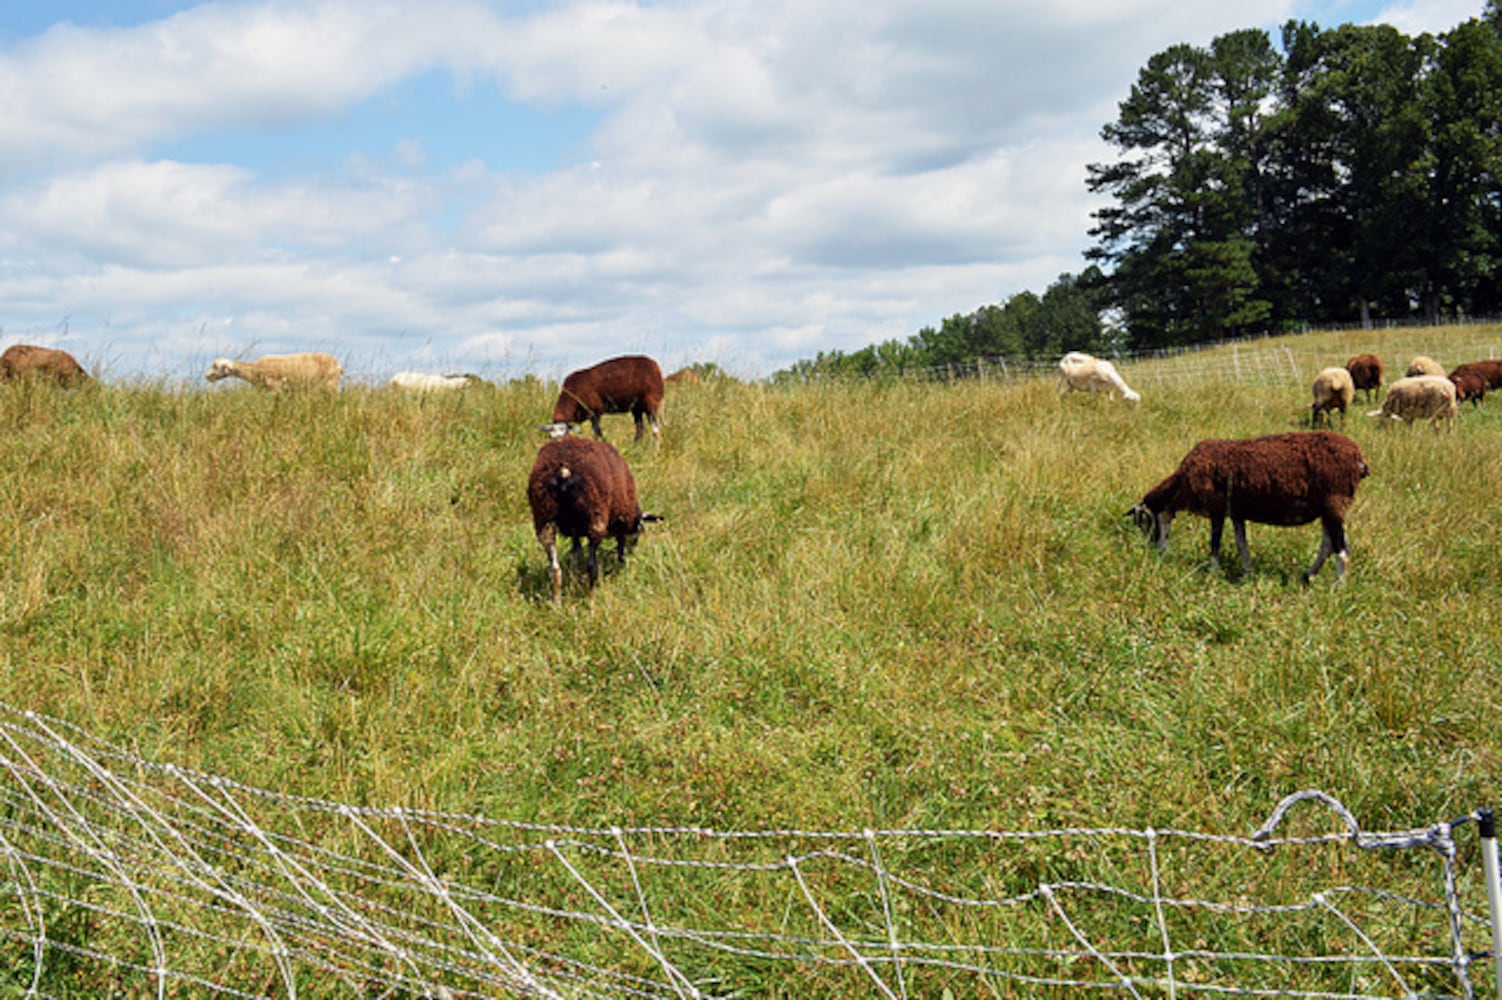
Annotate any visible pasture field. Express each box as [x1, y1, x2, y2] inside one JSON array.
[[0, 324, 1499, 996]]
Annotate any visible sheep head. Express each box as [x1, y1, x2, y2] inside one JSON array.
[[204, 358, 238, 381], [1127, 503, 1171, 550]]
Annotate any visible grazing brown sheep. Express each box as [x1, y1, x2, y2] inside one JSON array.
[[1310, 367, 1354, 427], [1449, 360, 1502, 391], [1344, 354, 1383, 401], [527, 435, 660, 602], [205, 352, 342, 391], [1449, 369, 1487, 407], [544, 354, 665, 443], [665, 367, 701, 386], [0, 344, 92, 386], [1368, 375, 1457, 432], [1129, 431, 1370, 583]]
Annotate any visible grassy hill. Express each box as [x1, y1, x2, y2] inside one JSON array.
[[1, 324, 1499, 994]]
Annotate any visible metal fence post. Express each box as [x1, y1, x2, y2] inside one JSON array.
[[1482, 808, 1502, 1000]]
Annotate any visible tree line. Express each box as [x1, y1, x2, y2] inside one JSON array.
[[774, 3, 1502, 382]]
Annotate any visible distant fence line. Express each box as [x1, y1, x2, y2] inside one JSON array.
[[0, 703, 1498, 998], [775, 324, 1502, 389]]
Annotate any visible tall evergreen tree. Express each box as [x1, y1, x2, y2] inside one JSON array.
[[1312, 24, 1433, 325], [1420, 16, 1502, 317], [1087, 31, 1279, 349]]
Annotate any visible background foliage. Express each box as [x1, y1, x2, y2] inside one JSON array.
[[777, 3, 1502, 381]]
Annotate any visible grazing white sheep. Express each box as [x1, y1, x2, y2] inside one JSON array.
[[1367, 375, 1458, 432], [1058, 351, 1140, 404], [389, 372, 478, 393], [1310, 367, 1355, 427], [1405, 355, 1444, 377], [205, 352, 342, 391]]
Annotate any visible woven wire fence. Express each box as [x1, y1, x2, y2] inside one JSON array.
[[0, 704, 1495, 998], [780, 327, 1502, 391]]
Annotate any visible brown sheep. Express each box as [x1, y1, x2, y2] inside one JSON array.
[[1449, 369, 1487, 408], [0, 344, 92, 386], [544, 354, 665, 443], [1310, 367, 1354, 427], [1128, 431, 1370, 583], [665, 367, 701, 386], [1449, 360, 1502, 391], [204, 353, 342, 391], [527, 435, 660, 602], [1344, 354, 1383, 401]]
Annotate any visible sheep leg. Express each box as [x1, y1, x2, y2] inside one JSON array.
[[1206, 514, 1225, 572], [538, 525, 562, 603], [1152, 511, 1172, 551], [586, 538, 602, 590], [1305, 516, 1348, 583], [1232, 518, 1252, 576]]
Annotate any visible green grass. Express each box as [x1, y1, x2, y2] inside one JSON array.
[[0, 325, 1499, 996]]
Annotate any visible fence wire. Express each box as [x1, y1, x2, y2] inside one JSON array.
[[0, 705, 1494, 998]]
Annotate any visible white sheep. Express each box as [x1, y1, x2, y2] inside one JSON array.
[[1058, 351, 1140, 404], [1310, 366, 1355, 427], [1405, 355, 1444, 377], [389, 372, 479, 393], [205, 352, 342, 391], [1367, 374, 1458, 432]]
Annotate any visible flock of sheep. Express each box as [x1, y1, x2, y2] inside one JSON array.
[[1059, 348, 1499, 584], [5, 338, 1497, 595], [1310, 352, 1501, 432]]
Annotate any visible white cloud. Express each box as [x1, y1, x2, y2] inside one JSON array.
[[0, 1, 504, 175], [0, 0, 1482, 379], [1362, 0, 1487, 34], [0, 160, 427, 267]]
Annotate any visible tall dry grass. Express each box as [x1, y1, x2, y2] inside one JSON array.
[[0, 325, 1498, 994]]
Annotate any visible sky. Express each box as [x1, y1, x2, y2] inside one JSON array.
[[0, 0, 1488, 384]]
